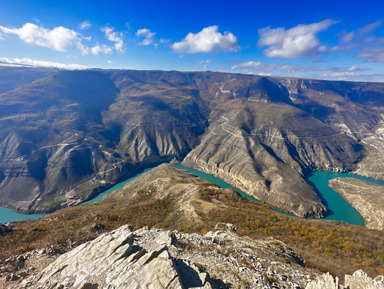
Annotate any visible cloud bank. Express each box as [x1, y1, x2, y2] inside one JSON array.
[[0, 57, 88, 69], [0, 23, 79, 52], [172, 25, 239, 53], [258, 19, 337, 58], [230, 60, 384, 82]]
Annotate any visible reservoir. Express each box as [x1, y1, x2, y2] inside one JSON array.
[[307, 171, 384, 225], [82, 168, 153, 204], [1, 165, 383, 225], [0, 207, 46, 223], [175, 165, 370, 226], [0, 168, 153, 223]]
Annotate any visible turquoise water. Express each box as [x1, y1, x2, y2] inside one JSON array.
[[307, 171, 384, 225], [0, 206, 46, 223], [1, 164, 383, 225], [0, 168, 153, 223], [82, 168, 153, 204], [176, 165, 381, 226], [175, 165, 296, 217], [175, 164, 260, 202]]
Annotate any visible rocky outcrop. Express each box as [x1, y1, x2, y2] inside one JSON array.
[[30, 225, 189, 289], [345, 270, 384, 289], [2, 223, 317, 289], [305, 272, 342, 289], [306, 270, 384, 289], [17, 225, 191, 289], [1, 223, 383, 289]]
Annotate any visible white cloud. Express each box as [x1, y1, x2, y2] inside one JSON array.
[[340, 20, 383, 44], [231, 60, 373, 81], [90, 44, 113, 56], [172, 25, 239, 54], [357, 48, 384, 62], [258, 20, 337, 58], [75, 41, 90, 55], [231, 61, 262, 69], [316, 71, 384, 82], [0, 57, 88, 69], [136, 28, 156, 46], [79, 20, 91, 30], [340, 32, 354, 44], [334, 21, 384, 62], [0, 23, 79, 52], [101, 26, 124, 52]]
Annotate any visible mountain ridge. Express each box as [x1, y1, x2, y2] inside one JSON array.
[[1, 69, 384, 217]]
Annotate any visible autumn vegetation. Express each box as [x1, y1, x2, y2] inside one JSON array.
[[1, 164, 383, 280]]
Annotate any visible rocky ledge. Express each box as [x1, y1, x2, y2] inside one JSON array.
[[1, 223, 383, 289]]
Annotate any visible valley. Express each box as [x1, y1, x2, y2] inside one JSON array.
[[2, 69, 384, 219], [1, 163, 384, 286], [3, 2, 384, 288]]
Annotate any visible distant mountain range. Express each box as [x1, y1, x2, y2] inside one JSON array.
[[1, 67, 384, 217]]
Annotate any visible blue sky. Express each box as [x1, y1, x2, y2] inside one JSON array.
[[1, 0, 384, 81]]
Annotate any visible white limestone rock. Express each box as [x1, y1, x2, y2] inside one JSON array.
[[345, 270, 384, 289], [30, 225, 185, 289]]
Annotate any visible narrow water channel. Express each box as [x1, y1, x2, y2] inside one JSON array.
[[176, 165, 368, 226], [0, 168, 153, 223], [1, 164, 383, 225], [307, 171, 384, 225]]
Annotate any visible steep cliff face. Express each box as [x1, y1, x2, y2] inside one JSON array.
[[183, 75, 365, 217], [1, 69, 384, 216]]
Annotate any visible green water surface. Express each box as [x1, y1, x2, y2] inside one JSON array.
[[176, 165, 381, 226], [0, 168, 153, 223], [1, 165, 383, 225]]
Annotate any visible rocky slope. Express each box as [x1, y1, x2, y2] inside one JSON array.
[[0, 223, 324, 288], [329, 178, 384, 230], [1, 164, 384, 281], [1, 223, 382, 289], [0, 70, 208, 213], [354, 116, 384, 180], [1, 69, 384, 216]]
